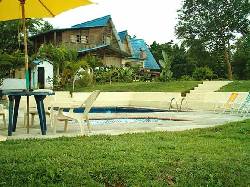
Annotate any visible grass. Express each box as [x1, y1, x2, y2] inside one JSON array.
[[0, 120, 249, 186], [219, 80, 250, 92], [74, 81, 201, 93]]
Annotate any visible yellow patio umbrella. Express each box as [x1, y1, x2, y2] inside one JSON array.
[[0, 0, 93, 133], [0, 0, 93, 89]]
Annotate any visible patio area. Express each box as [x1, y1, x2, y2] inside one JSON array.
[[0, 110, 246, 140]]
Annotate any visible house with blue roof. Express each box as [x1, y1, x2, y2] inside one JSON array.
[[31, 15, 130, 67], [118, 31, 160, 71], [31, 15, 160, 72]]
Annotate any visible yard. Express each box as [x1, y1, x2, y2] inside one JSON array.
[[218, 80, 250, 92], [74, 80, 250, 93], [0, 120, 249, 186], [73, 81, 201, 93]]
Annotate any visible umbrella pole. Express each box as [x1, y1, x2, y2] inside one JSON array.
[[21, 0, 30, 134]]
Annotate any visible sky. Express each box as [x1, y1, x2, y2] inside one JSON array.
[[45, 0, 182, 45]]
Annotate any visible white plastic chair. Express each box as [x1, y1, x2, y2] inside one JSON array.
[[53, 90, 100, 134], [0, 104, 6, 128]]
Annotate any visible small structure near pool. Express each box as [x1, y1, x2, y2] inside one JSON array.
[[31, 59, 53, 89]]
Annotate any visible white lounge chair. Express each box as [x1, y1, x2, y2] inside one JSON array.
[[53, 90, 100, 134]]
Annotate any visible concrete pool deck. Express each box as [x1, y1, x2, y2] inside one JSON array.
[[0, 110, 247, 141]]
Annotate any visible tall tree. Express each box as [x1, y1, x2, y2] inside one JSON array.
[[232, 33, 250, 79], [37, 44, 77, 77], [159, 51, 173, 81], [185, 39, 212, 68], [171, 43, 194, 78], [176, 0, 250, 80], [150, 41, 173, 63], [0, 19, 53, 53], [0, 50, 24, 80]]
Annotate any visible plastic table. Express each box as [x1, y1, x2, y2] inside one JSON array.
[[1, 90, 54, 136]]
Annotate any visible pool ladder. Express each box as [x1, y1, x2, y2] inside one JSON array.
[[169, 97, 189, 112]]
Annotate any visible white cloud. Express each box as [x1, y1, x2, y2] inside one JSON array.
[[45, 0, 182, 45]]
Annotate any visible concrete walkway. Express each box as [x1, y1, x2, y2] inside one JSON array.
[[189, 81, 232, 93], [0, 110, 247, 141]]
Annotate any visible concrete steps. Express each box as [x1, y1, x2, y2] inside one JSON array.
[[190, 81, 232, 93], [186, 81, 233, 110]]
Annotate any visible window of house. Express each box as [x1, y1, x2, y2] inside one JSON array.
[[76, 35, 81, 43], [70, 34, 88, 44], [106, 36, 111, 44], [102, 35, 111, 44], [81, 36, 88, 44], [70, 35, 77, 43]]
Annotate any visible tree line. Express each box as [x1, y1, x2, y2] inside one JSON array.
[[151, 0, 250, 80], [0, 0, 249, 83]]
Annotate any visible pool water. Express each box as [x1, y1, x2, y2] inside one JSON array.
[[63, 107, 167, 113], [68, 117, 188, 126], [90, 118, 163, 125]]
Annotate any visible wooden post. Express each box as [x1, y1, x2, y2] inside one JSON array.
[[54, 31, 57, 45], [20, 0, 30, 133]]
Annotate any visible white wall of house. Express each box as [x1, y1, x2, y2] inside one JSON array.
[[31, 60, 53, 89]]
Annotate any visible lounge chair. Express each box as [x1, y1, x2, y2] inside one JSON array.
[[53, 90, 100, 134], [0, 104, 6, 128], [214, 92, 239, 113], [237, 92, 250, 117]]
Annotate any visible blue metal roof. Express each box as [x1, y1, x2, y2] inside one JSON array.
[[33, 59, 41, 65], [118, 30, 128, 43], [32, 59, 52, 65], [78, 44, 129, 57], [72, 15, 111, 29], [78, 44, 109, 53], [130, 38, 160, 70]]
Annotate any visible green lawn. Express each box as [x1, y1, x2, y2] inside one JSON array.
[[74, 81, 201, 93], [0, 120, 249, 186], [219, 80, 250, 92]]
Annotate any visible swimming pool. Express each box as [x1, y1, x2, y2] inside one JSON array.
[[89, 117, 189, 125], [63, 107, 168, 113]]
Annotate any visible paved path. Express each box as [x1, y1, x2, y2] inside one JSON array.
[[0, 110, 247, 140]]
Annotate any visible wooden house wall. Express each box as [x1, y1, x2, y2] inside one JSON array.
[[33, 20, 122, 51], [32, 20, 124, 68], [61, 26, 116, 50], [107, 21, 122, 50], [33, 31, 62, 52], [122, 59, 143, 68], [103, 56, 122, 67], [122, 37, 132, 55]]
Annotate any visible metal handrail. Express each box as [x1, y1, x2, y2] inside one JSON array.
[[169, 97, 179, 112]]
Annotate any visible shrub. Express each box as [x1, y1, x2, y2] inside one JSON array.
[[192, 67, 214, 80], [179, 75, 194, 81], [75, 71, 93, 88], [95, 67, 136, 84], [117, 68, 134, 82]]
